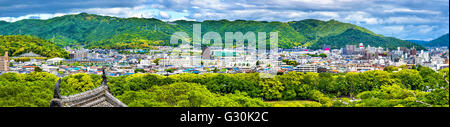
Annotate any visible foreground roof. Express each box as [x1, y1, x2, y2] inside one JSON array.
[[50, 70, 127, 107]]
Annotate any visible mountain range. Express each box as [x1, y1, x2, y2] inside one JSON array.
[[407, 33, 449, 48], [0, 13, 426, 50]]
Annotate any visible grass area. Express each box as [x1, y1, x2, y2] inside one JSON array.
[[265, 100, 323, 107]]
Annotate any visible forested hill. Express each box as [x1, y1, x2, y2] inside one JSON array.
[[407, 33, 449, 48], [407, 40, 430, 46], [0, 21, 8, 26], [0, 35, 69, 58], [0, 13, 423, 50], [311, 28, 424, 50], [287, 19, 379, 43], [428, 33, 449, 47]]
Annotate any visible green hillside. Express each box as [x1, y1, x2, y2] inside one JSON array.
[[0, 21, 8, 26], [0, 13, 179, 48], [0, 35, 69, 58], [0, 13, 423, 49], [173, 19, 308, 48], [427, 33, 449, 47], [407, 40, 429, 46], [311, 28, 425, 50], [288, 19, 380, 45]]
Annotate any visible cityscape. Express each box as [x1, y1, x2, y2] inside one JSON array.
[[0, 0, 448, 111], [1, 43, 449, 78]]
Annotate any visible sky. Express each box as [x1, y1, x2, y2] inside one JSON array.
[[0, 0, 448, 41]]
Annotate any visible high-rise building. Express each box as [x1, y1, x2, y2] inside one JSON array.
[[0, 52, 9, 72], [410, 46, 417, 56], [202, 47, 211, 60], [69, 50, 88, 59], [343, 45, 356, 55]]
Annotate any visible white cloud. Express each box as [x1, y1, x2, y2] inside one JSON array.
[[383, 8, 440, 15], [383, 16, 434, 24], [268, 0, 367, 10], [190, 0, 231, 10], [312, 12, 340, 18], [0, 13, 74, 22], [77, 6, 155, 18], [343, 11, 381, 25], [159, 11, 171, 18], [382, 25, 405, 33], [368, 24, 441, 41], [168, 16, 195, 22], [408, 25, 437, 34]]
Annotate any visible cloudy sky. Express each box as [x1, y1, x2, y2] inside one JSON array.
[[0, 0, 448, 41]]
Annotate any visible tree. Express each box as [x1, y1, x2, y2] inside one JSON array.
[[60, 73, 101, 95], [213, 67, 219, 73], [344, 72, 363, 98], [34, 67, 43, 72], [302, 72, 319, 89], [383, 66, 398, 72], [392, 69, 423, 90], [317, 73, 333, 94], [165, 68, 175, 73], [356, 84, 430, 107], [319, 53, 327, 58], [0, 35, 69, 58], [153, 58, 161, 66], [424, 89, 449, 106], [438, 68, 449, 93], [259, 79, 284, 100], [399, 65, 408, 70], [0, 72, 57, 107], [307, 90, 332, 106], [2, 68, 449, 107], [134, 69, 145, 73], [419, 67, 441, 90], [117, 82, 268, 107], [359, 70, 395, 91]]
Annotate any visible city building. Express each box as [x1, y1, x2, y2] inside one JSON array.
[[295, 64, 317, 73], [343, 45, 356, 55], [69, 49, 88, 59], [46, 57, 64, 65], [0, 52, 9, 72]]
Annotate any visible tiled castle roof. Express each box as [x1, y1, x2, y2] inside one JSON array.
[[50, 70, 127, 107]]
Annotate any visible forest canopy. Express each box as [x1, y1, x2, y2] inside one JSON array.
[[0, 35, 69, 58], [0, 67, 448, 107]]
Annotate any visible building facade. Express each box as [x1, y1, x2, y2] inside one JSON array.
[[0, 52, 9, 72], [295, 64, 317, 73]]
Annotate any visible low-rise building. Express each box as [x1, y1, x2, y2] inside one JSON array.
[[295, 64, 317, 73]]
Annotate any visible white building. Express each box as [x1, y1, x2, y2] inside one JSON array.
[[46, 57, 64, 65], [295, 64, 317, 73]]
